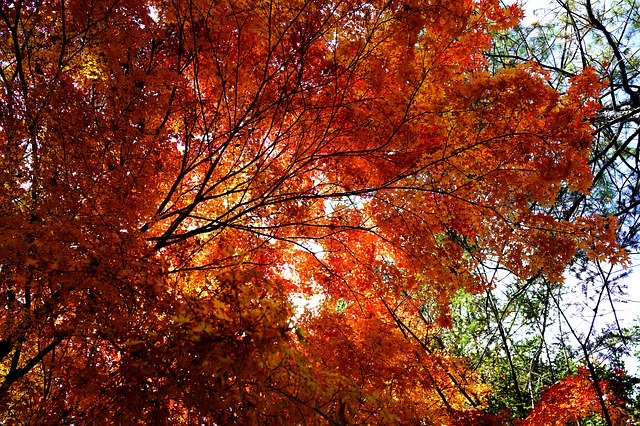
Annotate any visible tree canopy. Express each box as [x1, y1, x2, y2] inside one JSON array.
[[0, 0, 634, 423]]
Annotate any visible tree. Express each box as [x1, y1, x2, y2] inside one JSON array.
[[442, 0, 640, 423], [0, 0, 625, 423]]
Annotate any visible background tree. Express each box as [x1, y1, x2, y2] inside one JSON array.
[[441, 0, 640, 423], [0, 0, 627, 423]]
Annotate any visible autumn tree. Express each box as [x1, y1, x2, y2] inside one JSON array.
[[0, 0, 626, 423], [441, 0, 640, 423]]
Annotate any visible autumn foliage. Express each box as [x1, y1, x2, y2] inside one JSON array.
[[0, 0, 627, 423], [516, 368, 628, 426]]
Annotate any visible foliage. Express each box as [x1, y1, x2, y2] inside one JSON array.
[[0, 0, 631, 423], [450, 0, 640, 423], [515, 367, 628, 425]]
